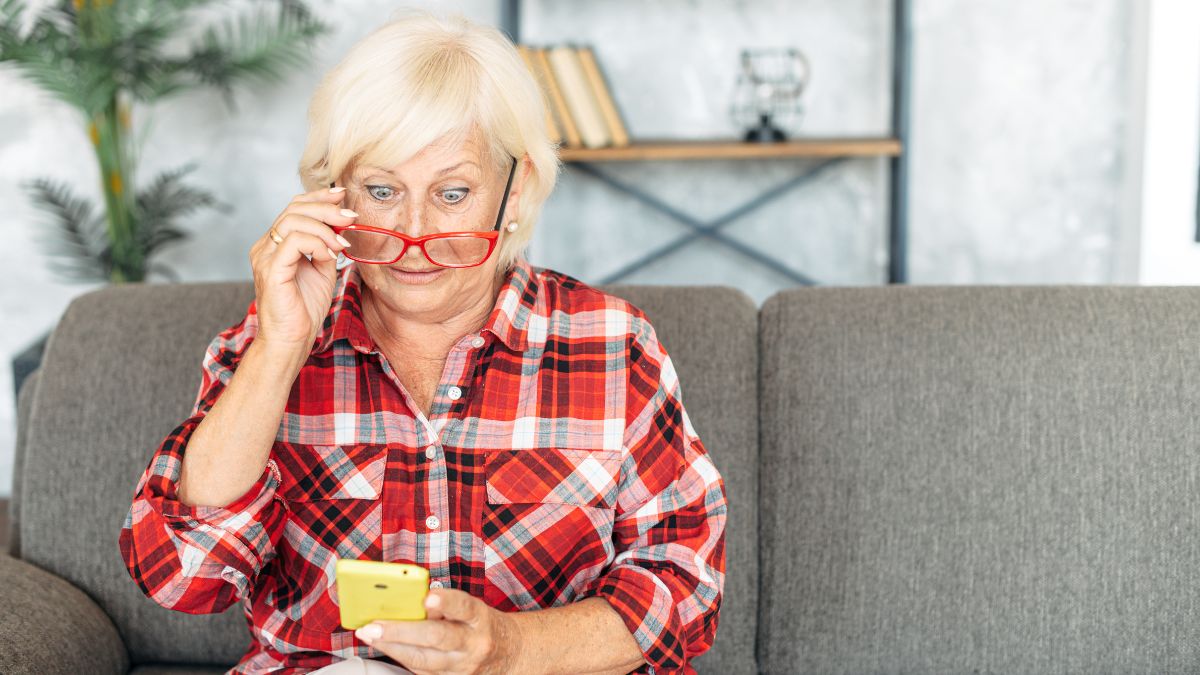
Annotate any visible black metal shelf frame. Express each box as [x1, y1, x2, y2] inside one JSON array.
[[500, 0, 911, 285]]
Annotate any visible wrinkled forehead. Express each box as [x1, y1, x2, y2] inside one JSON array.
[[351, 159, 483, 183], [348, 139, 502, 183]]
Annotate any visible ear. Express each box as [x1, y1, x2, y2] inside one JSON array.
[[507, 154, 533, 216]]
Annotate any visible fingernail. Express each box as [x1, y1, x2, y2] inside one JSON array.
[[327, 247, 336, 259], [340, 209, 358, 218], [336, 235, 352, 248], [330, 186, 346, 193], [357, 624, 383, 641], [425, 594, 440, 609]]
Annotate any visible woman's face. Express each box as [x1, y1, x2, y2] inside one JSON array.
[[340, 133, 525, 325]]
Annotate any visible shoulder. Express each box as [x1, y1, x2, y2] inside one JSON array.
[[528, 264, 659, 347]]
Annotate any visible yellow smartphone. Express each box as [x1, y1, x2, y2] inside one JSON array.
[[335, 559, 430, 630]]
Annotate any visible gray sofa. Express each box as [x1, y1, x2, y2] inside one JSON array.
[[6, 281, 1200, 674]]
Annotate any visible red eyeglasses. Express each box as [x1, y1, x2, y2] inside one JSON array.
[[329, 155, 517, 268]]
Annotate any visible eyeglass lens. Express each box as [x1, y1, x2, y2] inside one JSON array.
[[339, 229, 492, 266]]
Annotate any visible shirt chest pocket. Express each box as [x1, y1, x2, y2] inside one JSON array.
[[266, 443, 387, 621], [272, 442, 388, 502], [483, 447, 623, 510]]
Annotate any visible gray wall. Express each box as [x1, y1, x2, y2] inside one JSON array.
[[909, 1, 1132, 284], [0, 0, 1135, 497]]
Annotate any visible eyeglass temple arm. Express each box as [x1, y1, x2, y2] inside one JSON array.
[[493, 155, 518, 232]]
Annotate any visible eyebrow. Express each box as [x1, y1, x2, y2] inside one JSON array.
[[437, 161, 477, 175], [361, 161, 479, 178]]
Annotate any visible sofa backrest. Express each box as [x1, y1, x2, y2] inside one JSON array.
[[757, 286, 1200, 674], [17, 280, 758, 674]]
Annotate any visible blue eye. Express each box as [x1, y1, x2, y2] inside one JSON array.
[[366, 185, 394, 200], [442, 188, 469, 204]]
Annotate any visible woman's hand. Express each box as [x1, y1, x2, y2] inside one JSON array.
[[355, 588, 524, 675], [250, 185, 358, 353]]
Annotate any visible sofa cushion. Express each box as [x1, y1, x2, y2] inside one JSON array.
[[0, 553, 129, 674], [758, 286, 1200, 674]]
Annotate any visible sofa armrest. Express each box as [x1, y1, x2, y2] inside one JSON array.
[[0, 553, 129, 674]]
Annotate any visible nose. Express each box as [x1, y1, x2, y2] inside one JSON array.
[[400, 242, 426, 265], [398, 199, 431, 238]]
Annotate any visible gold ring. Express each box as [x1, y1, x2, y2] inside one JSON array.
[[269, 228, 284, 245]]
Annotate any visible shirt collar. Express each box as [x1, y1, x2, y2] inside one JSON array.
[[312, 256, 543, 355]]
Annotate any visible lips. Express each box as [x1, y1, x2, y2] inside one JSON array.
[[387, 267, 446, 284]]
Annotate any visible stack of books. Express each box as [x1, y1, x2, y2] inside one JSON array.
[[517, 43, 631, 150]]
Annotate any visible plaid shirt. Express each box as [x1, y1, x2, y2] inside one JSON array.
[[119, 256, 727, 674]]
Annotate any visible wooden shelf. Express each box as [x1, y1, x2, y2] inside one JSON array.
[[558, 137, 902, 162]]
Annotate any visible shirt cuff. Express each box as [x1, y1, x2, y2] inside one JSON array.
[[582, 565, 687, 675], [157, 458, 281, 527]]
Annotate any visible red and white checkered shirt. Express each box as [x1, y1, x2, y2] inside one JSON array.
[[119, 256, 727, 674]]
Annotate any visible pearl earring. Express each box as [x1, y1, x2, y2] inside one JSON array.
[[506, 221, 519, 232]]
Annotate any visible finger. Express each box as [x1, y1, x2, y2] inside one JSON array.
[[290, 184, 349, 205], [272, 211, 356, 251], [371, 641, 457, 673], [423, 601, 445, 622], [277, 200, 360, 234], [266, 231, 338, 281], [364, 619, 467, 651], [425, 588, 479, 625], [274, 207, 355, 243]]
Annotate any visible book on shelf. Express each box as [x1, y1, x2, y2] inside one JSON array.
[[575, 45, 629, 148], [547, 45, 610, 149], [528, 46, 580, 148], [518, 43, 630, 150], [516, 45, 561, 146]]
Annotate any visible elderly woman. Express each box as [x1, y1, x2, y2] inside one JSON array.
[[119, 10, 726, 675]]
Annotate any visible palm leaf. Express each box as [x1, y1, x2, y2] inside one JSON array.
[[183, 3, 329, 112], [134, 162, 231, 258], [22, 176, 109, 283], [0, 2, 132, 116], [0, 9, 88, 111], [147, 261, 182, 282], [0, 0, 26, 39], [106, 3, 192, 103]]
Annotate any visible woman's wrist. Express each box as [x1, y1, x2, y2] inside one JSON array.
[[492, 608, 531, 674], [245, 334, 313, 378], [497, 599, 644, 675]]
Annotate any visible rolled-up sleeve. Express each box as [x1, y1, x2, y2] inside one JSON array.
[[118, 306, 286, 614], [581, 314, 728, 674]]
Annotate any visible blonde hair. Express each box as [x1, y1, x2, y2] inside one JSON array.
[[297, 9, 561, 271]]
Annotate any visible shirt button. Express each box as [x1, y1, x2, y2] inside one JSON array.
[[446, 386, 462, 401], [470, 335, 485, 348], [425, 445, 437, 460], [425, 515, 440, 530], [429, 580, 444, 589]]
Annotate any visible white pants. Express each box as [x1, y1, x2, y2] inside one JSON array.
[[307, 656, 414, 674]]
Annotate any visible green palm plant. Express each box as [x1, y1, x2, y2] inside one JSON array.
[[0, 0, 330, 282]]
